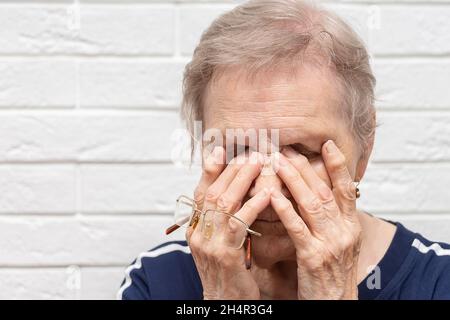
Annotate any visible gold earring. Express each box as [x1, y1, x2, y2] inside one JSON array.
[[355, 181, 360, 199]]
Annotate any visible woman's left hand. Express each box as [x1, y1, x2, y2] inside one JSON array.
[[270, 140, 362, 300]]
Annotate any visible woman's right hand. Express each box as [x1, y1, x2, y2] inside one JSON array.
[[186, 147, 271, 300]]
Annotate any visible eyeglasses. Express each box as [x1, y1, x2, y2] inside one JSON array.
[[165, 195, 262, 269]]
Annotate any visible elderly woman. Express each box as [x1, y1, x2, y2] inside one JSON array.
[[118, 0, 450, 300]]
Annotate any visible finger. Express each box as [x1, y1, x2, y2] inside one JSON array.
[[196, 151, 261, 244], [283, 146, 334, 204], [321, 140, 357, 219], [217, 152, 264, 213], [224, 187, 271, 247], [194, 146, 226, 210], [273, 152, 329, 232], [270, 188, 312, 247], [233, 187, 271, 226], [203, 151, 260, 211]]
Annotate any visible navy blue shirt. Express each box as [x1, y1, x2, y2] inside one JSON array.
[[118, 222, 450, 300]]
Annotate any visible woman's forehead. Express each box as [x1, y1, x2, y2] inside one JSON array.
[[203, 65, 341, 130]]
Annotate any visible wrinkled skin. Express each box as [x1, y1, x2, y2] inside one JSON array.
[[186, 64, 396, 300]]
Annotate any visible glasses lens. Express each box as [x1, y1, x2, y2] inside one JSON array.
[[202, 210, 247, 249], [174, 197, 195, 228]]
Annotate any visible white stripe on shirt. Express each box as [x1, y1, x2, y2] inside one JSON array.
[[117, 243, 191, 300], [412, 238, 450, 257]]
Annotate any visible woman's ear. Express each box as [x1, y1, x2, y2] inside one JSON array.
[[355, 134, 375, 182]]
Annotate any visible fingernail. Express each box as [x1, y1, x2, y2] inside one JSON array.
[[278, 153, 289, 166], [325, 140, 338, 154], [282, 145, 297, 158]]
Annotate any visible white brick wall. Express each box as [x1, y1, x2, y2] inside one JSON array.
[[0, 0, 449, 299]]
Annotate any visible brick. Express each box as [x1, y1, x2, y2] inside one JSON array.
[[0, 165, 75, 214], [0, 5, 73, 55], [79, 60, 185, 108], [0, 111, 182, 162], [0, 59, 76, 108], [0, 216, 183, 266], [81, 267, 126, 300], [0, 268, 74, 299], [373, 59, 450, 109], [0, 5, 174, 55], [359, 163, 450, 213], [80, 164, 200, 213], [372, 112, 450, 162], [0, 266, 126, 299], [370, 5, 450, 55], [79, 5, 175, 55], [76, 111, 184, 162]]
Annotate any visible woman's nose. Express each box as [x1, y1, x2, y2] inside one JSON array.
[[247, 158, 291, 198]]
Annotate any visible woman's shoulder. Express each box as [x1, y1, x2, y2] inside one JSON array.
[[410, 229, 450, 279], [117, 241, 203, 300], [381, 222, 450, 300], [403, 223, 450, 271]]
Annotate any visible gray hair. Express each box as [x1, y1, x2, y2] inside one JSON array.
[[181, 0, 376, 159]]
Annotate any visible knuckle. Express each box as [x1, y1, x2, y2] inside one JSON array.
[[194, 188, 205, 203], [227, 218, 241, 234], [318, 184, 334, 202], [303, 196, 323, 213], [290, 221, 307, 238], [217, 194, 236, 212], [337, 180, 357, 200], [329, 153, 347, 170], [205, 187, 220, 202], [285, 171, 301, 184], [335, 153, 347, 166]]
